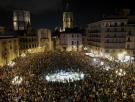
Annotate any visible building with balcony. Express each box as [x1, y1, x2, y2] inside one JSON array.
[[37, 28, 52, 51], [0, 36, 19, 67], [19, 35, 38, 54], [60, 28, 83, 51], [17, 22, 38, 54], [126, 24, 135, 60], [86, 18, 128, 59]]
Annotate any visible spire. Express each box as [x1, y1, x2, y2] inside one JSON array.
[[65, 0, 71, 12], [65, 1, 69, 11], [62, 0, 73, 31]]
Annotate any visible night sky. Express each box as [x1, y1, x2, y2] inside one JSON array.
[[0, 0, 134, 29]]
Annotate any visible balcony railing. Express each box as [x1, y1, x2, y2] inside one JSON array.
[[104, 41, 125, 43], [105, 36, 126, 38]]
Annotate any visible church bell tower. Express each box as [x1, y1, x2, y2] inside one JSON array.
[[63, 0, 73, 31]]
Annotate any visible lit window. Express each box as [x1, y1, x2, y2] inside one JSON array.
[[13, 16, 17, 21], [13, 22, 18, 30]]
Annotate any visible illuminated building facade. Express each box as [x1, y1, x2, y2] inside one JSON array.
[[19, 35, 38, 53], [13, 10, 31, 31], [86, 18, 128, 58], [60, 28, 83, 51], [62, 0, 73, 31], [52, 36, 61, 51], [126, 24, 135, 60], [0, 36, 19, 66], [37, 28, 52, 51], [63, 12, 73, 31], [17, 20, 38, 54]]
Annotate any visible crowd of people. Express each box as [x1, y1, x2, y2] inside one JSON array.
[[0, 51, 135, 102]]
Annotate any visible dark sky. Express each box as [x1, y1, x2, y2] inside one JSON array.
[[0, 0, 134, 29]]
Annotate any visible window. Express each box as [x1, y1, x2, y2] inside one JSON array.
[[133, 51, 135, 54], [72, 34, 74, 38], [105, 50, 109, 53], [25, 45, 28, 49], [128, 31, 131, 35], [106, 39, 109, 43], [121, 28, 124, 32], [114, 23, 117, 26], [13, 16, 17, 21], [77, 41, 79, 45], [72, 41, 74, 45], [114, 34, 116, 37], [10, 44, 12, 49], [127, 37, 130, 42], [114, 28, 117, 32], [64, 19, 67, 22], [13, 21, 18, 30], [107, 28, 110, 32], [2, 42, 6, 45], [121, 22, 124, 26], [106, 23, 110, 27], [127, 44, 130, 49]]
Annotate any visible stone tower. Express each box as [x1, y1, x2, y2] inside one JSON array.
[[13, 10, 31, 31], [63, 0, 73, 31]]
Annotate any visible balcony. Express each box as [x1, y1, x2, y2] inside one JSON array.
[[87, 39, 101, 42], [105, 36, 126, 38], [88, 35, 101, 37], [104, 41, 125, 43], [105, 28, 126, 32], [88, 30, 101, 33]]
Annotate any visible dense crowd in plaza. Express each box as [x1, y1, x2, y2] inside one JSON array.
[[0, 51, 135, 102]]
